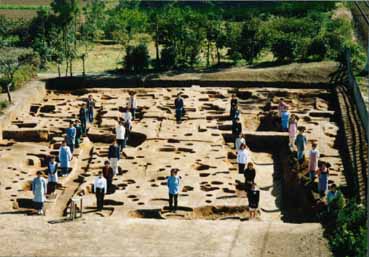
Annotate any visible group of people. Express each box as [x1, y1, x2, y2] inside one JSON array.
[[30, 92, 340, 217]]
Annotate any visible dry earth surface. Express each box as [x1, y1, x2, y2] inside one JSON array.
[[0, 83, 346, 257]]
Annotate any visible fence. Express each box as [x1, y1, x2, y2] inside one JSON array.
[[345, 48, 369, 141]]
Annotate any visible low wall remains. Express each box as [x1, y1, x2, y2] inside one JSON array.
[[0, 80, 46, 140]]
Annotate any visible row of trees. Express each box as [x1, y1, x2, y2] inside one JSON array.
[[0, 1, 365, 75]]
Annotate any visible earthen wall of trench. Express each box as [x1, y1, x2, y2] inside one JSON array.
[[0, 80, 46, 140]]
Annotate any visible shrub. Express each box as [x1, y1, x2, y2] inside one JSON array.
[[0, 100, 8, 110], [12, 64, 37, 89], [271, 35, 297, 61], [124, 43, 150, 73], [328, 201, 367, 257], [307, 37, 327, 61]]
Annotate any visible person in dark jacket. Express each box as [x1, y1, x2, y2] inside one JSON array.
[[232, 118, 242, 141], [86, 94, 95, 123], [102, 160, 114, 193], [174, 94, 184, 123], [74, 120, 83, 148], [79, 104, 88, 135], [108, 139, 120, 176], [248, 183, 260, 219], [230, 94, 238, 119], [231, 105, 241, 125], [244, 162, 256, 192]]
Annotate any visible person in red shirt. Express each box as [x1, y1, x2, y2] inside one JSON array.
[[102, 160, 114, 193]]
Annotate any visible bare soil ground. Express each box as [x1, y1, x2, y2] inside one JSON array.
[[0, 83, 346, 256], [0, 216, 330, 257]]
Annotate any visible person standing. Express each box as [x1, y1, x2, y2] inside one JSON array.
[[94, 171, 107, 211], [232, 118, 242, 143], [108, 139, 120, 176], [167, 169, 181, 213], [237, 143, 249, 174], [79, 103, 88, 135], [102, 160, 114, 193], [308, 143, 320, 181], [66, 121, 76, 154], [128, 92, 137, 120], [317, 162, 329, 197], [231, 105, 241, 125], [294, 127, 307, 164], [327, 184, 344, 212], [288, 114, 298, 148], [47, 156, 58, 195], [281, 108, 290, 132], [244, 162, 256, 192], [278, 98, 288, 117], [59, 141, 72, 176], [74, 120, 83, 149], [230, 94, 238, 119], [235, 133, 246, 151], [123, 104, 133, 125], [86, 94, 95, 123], [115, 120, 126, 153], [248, 183, 260, 219], [32, 171, 47, 215], [174, 93, 184, 123]]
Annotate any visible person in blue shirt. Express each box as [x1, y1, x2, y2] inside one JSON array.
[[66, 121, 77, 153], [174, 94, 184, 123], [59, 141, 72, 176], [281, 109, 290, 132], [294, 127, 307, 164], [167, 169, 181, 213], [32, 171, 47, 215], [47, 156, 58, 195]]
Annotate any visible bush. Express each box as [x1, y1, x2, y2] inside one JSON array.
[[124, 43, 150, 73], [0, 100, 8, 110], [271, 36, 296, 61], [327, 201, 367, 257], [12, 64, 37, 89], [307, 37, 327, 61]]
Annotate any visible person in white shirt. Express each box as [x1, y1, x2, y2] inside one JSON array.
[[237, 143, 249, 174], [128, 91, 138, 120], [308, 143, 320, 182], [235, 133, 246, 151], [115, 120, 126, 152], [123, 104, 133, 124], [94, 171, 107, 211]]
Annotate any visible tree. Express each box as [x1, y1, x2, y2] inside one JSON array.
[[51, 0, 80, 77], [0, 48, 35, 103], [239, 18, 265, 64], [82, 0, 107, 41]]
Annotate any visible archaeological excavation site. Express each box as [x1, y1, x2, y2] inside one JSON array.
[[0, 85, 344, 217], [0, 69, 367, 257]]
